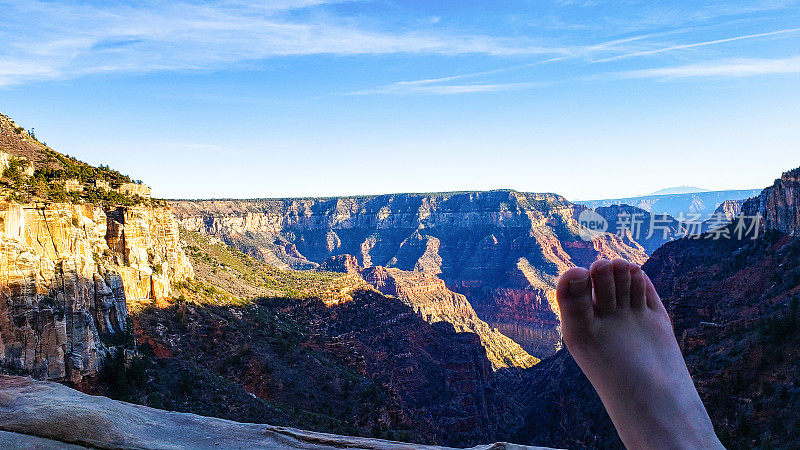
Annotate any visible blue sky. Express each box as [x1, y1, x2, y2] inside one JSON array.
[[0, 0, 798, 199]]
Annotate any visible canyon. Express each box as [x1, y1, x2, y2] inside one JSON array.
[[171, 193, 647, 357], [3, 107, 799, 448], [0, 111, 547, 447]]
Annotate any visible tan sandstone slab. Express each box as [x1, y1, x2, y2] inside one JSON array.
[[0, 375, 554, 450]]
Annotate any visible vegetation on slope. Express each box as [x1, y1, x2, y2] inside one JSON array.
[[0, 113, 151, 205], [96, 298, 398, 440], [180, 228, 367, 303]]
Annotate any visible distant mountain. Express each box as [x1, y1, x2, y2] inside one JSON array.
[[647, 186, 710, 195], [577, 188, 761, 220]]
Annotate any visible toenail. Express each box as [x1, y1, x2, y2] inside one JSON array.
[[595, 260, 611, 272], [569, 276, 589, 294]]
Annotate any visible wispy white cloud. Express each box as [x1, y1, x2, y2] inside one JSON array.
[[348, 22, 800, 95], [342, 56, 565, 95], [386, 57, 567, 87], [0, 0, 565, 86], [596, 27, 800, 62], [580, 0, 799, 34], [1, 0, 799, 93], [348, 81, 553, 95], [615, 55, 800, 79]]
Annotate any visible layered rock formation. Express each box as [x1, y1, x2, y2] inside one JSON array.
[[0, 375, 546, 449], [0, 201, 192, 382], [357, 265, 537, 369], [742, 166, 800, 236], [712, 199, 746, 222], [171, 192, 647, 357], [318, 254, 536, 369]]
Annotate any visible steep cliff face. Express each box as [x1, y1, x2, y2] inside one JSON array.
[[713, 199, 746, 221], [0, 201, 192, 382], [742, 166, 800, 236], [171, 192, 646, 357]]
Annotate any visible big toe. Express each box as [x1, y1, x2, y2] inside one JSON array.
[[590, 259, 616, 315], [556, 267, 594, 330]]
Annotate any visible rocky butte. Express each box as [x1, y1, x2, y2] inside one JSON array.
[[0, 113, 193, 383], [171, 193, 647, 357], [0, 202, 192, 382]]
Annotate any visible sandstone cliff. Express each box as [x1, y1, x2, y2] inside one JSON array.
[[171, 192, 647, 357], [0, 201, 192, 382], [742, 166, 800, 236]]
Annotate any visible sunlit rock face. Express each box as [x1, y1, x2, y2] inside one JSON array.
[[353, 264, 538, 369], [172, 191, 646, 357], [743, 166, 800, 236], [0, 202, 192, 382]]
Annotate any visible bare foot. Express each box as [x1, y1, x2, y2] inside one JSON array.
[[556, 259, 723, 449]]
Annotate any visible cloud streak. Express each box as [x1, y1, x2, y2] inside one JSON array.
[[616, 55, 800, 79], [347, 21, 800, 95], [348, 81, 554, 95], [0, 0, 565, 86], [596, 27, 800, 62], [1, 0, 799, 93]]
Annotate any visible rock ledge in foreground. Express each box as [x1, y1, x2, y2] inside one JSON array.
[[0, 375, 553, 450]]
